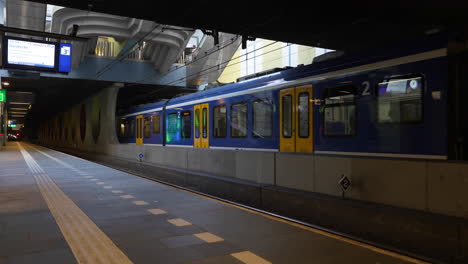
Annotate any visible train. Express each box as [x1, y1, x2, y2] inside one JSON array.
[[117, 33, 460, 161]]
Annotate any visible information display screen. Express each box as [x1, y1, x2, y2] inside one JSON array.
[[2, 36, 72, 73], [7, 38, 56, 68]]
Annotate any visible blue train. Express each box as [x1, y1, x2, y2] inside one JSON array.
[[117, 33, 455, 160]]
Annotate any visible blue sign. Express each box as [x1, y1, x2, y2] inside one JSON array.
[[58, 43, 72, 73], [138, 153, 144, 159]]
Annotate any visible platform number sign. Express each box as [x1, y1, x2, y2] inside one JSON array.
[[0, 90, 5, 103], [338, 175, 351, 199]]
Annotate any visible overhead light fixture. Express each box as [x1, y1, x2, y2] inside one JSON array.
[[9, 102, 30, 105], [10, 108, 28, 111], [2, 82, 9, 86]]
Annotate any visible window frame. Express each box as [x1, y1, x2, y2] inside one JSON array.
[[322, 85, 358, 137], [213, 104, 227, 138], [152, 113, 160, 134], [376, 74, 425, 126], [297, 92, 310, 138], [143, 116, 151, 138], [230, 102, 248, 138], [252, 99, 273, 138], [282, 95, 293, 138], [181, 110, 192, 139]]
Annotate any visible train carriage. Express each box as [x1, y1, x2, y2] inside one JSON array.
[[117, 33, 453, 161]]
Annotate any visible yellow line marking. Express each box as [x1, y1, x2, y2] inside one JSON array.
[[96, 182, 105, 185], [132, 201, 149, 205], [147, 209, 166, 215], [167, 218, 192, 226], [194, 232, 224, 243], [111, 190, 124, 194], [18, 143, 133, 264], [231, 251, 271, 264], [103, 186, 113, 189], [120, 195, 134, 199]]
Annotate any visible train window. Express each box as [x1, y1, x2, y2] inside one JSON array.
[[152, 114, 160, 134], [195, 109, 200, 138], [181, 111, 191, 138], [144, 117, 151, 138], [202, 108, 207, 138], [231, 102, 247, 138], [323, 86, 356, 136], [282, 95, 293, 138], [253, 100, 273, 138], [129, 119, 135, 138], [213, 105, 227, 138], [377, 76, 423, 124], [167, 113, 178, 135], [298, 93, 309, 138]]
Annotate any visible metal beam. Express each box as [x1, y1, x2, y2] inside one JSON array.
[[0, 25, 88, 41]]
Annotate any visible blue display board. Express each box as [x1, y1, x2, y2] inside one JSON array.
[[58, 43, 72, 73]]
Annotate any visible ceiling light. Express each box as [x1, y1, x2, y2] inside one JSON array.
[[2, 82, 9, 86]]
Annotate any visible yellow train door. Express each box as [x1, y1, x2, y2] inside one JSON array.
[[279, 85, 313, 153], [194, 103, 209, 148], [136, 115, 143, 145]]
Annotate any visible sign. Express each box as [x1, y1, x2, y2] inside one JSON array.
[[7, 38, 56, 68], [338, 175, 351, 191], [138, 153, 144, 161], [0, 90, 5, 103], [58, 43, 72, 73]]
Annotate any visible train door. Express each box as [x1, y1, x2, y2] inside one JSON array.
[[194, 103, 209, 148], [279, 85, 313, 153], [136, 115, 143, 145]]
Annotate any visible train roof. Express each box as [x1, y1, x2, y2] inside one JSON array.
[[122, 32, 448, 116]]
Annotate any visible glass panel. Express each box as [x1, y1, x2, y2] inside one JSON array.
[[323, 86, 356, 137], [324, 105, 356, 136], [144, 117, 151, 138], [282, 95, 292, 138], [129, 119, 135, 138], [377, 76, 423, 123], [213, 105, 227, 138], [195, 109, 200, 138], [202, 108, 207, 138], [253, 100, 272, 138], [153, 114, 160, 134], [167, 113, 178, 134], [231, 103, 247, 138], [298, 93, 309, 138], [181, 111, 191, 138]]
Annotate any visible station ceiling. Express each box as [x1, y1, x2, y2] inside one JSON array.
[[26, 1, 468, 51]]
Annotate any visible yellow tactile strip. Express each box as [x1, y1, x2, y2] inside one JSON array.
[[18, 143, 133, 264], [231, 251, 272, 264]]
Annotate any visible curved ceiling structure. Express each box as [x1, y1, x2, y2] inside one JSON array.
[[51, 8, 193, 73]]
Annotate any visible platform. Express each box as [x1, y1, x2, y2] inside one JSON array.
[[0, 142, 427, 264]]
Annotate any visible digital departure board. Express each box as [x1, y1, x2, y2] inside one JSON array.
[[2, 36, 72, 73]]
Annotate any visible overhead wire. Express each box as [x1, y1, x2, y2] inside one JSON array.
[[163, 41, 287, 86], [135, 40, 283, 100], [126, 33, 242, 87]]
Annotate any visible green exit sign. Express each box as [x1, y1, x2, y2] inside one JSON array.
[[0, 90, 5, 103]]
